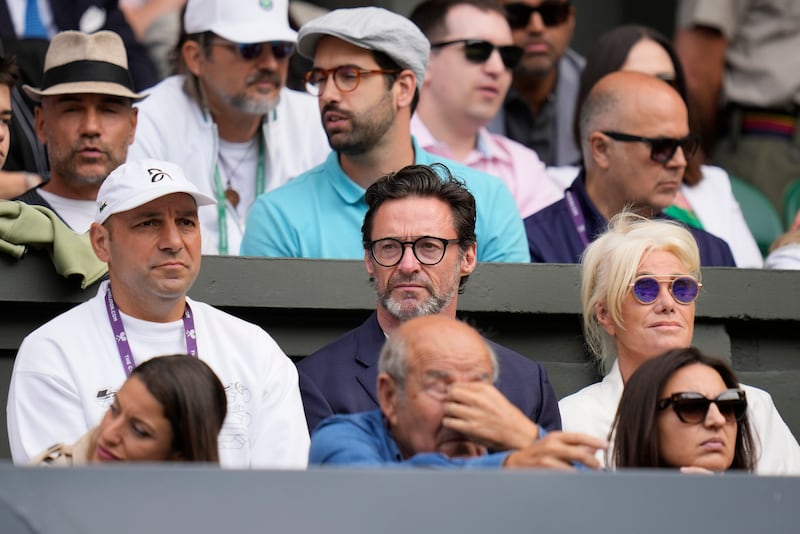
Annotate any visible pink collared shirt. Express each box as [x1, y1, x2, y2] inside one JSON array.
[[411, 114, 563, 218]]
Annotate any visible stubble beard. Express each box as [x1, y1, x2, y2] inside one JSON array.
[[324, 91, 395, 155]]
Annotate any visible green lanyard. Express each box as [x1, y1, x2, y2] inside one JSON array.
[[213, 130, 266, 254]]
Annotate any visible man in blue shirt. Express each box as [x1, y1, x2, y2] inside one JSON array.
[[240, 6, 529, 262], [309, 314, 606, 468], [298, 164, 561, 435], [524, 71, 736, 266]]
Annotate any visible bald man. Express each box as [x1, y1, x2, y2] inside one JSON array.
[[309, 315, 605, 469], [523, 70, 735, 266]]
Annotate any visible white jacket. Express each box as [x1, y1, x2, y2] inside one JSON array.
[[128, 75, 330, 255], [559, 360, 800, 475]]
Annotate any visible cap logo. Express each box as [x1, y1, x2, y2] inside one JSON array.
[[259, 0, 273, 10], [99, 201, 108, 213], [148, 168, 172, 182]]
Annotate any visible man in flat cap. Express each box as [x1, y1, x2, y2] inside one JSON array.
[[240, 6, 529, 263], [7, 158, 310, 468], [128, 0, 329, 255], [15, 30, 142, 233]]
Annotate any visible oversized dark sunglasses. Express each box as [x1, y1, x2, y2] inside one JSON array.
[[209, 40, 295, 61], [505, 2, 572, 29], [629, 275, 701, 305], [658, 389, 747, 424], [602, 131, 700, 164], [430, 39, 523, 70]]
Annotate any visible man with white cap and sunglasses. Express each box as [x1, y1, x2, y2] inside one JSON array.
[[128, 0, 329, 255], [15, 30, 143, 233], [7, 158, 310, 467]]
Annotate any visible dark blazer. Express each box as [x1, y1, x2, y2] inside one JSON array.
[[0, 0, 158, 91], [524, 172, 737, 266], [298, 312, 562, 434]]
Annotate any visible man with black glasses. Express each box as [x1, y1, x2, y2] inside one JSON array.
[[128, 0, 329, 255], [409, 0, 562, 218], [297, 163, 561, 439], [240, 6, 529, 262], [487, 0, 583, 166], [524, 70, 735, 266]]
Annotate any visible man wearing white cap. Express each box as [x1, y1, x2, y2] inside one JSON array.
[[128, 0, 329, 255], [240, 6, 529, 262], [7, 158, 310, 468], [15, 30, 143, 233]]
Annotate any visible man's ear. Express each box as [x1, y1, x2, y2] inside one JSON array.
[[182, 40, 203, 77], [364, 249, 375, 279], [594, 301, 616, 336], [377, 373, 399, 426], [394, 70, 417, 110], [460, 242, 477, 277], [589, 131, 612, 170], [34, 105, 46, 144], [90, 222, 111, 264]]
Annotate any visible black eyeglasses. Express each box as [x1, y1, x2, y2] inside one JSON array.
[[430, 39, 523, 70], [658, 389, 747, 424], [209, 40, 295, 61], [304, 66, 399, 96], [505, 1, 572, 30], [629, 275, 701, 305], [602, 131, 700, 164], [366, 236, 461, 267]]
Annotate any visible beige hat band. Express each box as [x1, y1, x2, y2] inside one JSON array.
[[40, 59, 134, 93]]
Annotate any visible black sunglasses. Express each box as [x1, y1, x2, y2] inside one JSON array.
[[602, 131, 700, 164], [658, 389, 747, 424], [505, 2, 572, 30], [629, 275, 701, 305], [209, 39, 295, 61], [430, 39, 523, 70]]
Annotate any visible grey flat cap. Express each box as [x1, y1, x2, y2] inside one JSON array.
[[297, 6, 429, 91]]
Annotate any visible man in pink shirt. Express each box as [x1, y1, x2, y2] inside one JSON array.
[[409, 0, 562, 218]]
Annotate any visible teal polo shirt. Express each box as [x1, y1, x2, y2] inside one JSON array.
[[240, 138, 530, 262]]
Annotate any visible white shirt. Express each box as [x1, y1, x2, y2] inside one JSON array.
[[7, 281, 310, 468], [36, 189, 95, 233]]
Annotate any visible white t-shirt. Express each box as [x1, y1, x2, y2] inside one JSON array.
[[37, 189, 96, 233], [559, 360, 800, 475], [7, 281, 310, 468]]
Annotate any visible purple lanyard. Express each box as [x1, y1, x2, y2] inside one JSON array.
[[565, 190, 590, 248], [104, 286, 198, 376]]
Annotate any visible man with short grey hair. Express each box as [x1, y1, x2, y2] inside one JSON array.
[[309, 315, 605, 469], [129, 0, 329, 255]]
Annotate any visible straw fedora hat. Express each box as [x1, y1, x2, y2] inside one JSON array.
[[23, 30, 148, 102]]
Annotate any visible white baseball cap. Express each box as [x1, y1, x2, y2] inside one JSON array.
[[95, 159, 216, 224], [184, 0, 297, 44]]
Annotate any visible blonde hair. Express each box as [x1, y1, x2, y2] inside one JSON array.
[[580, 212, 701, 374]]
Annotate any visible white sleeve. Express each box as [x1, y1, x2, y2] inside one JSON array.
[[745, 384, 800, 475], [7, 338, 92, 464], [248, 333, 310, 469]]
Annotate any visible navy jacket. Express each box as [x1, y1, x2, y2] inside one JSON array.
[[524, 173, 737, 266], [298, 312, 562, 434]]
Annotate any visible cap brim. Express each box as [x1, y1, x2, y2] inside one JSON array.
[[96, 189, 216, 224], [212, 23, 297, 45], [23, 81, 149, 103], [297, 29, 367, 59]]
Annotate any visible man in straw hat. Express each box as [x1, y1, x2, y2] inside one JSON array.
[[128, 0, 329, 255], [7, 158, 310, 468], [15, 30, 143, 233]]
